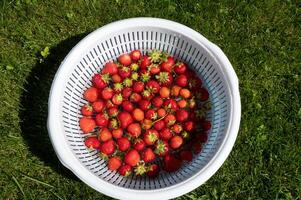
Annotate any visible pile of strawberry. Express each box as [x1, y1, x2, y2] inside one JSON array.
[[79, 49, 211, 177]]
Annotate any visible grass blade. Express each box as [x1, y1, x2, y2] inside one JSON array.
[[21, 174, 54, 188], [50, 190, 65, 200], [12, 175, 27, 200]]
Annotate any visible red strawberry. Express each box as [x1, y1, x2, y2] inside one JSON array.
[[92, 73, 110, 89], [101, 87, 114, 100], [163, 99, 178, 110], [199, 88, 209, 101], [146, 80, 160, 94], [112, 128, 123, 139], [130, 92, 142, 103], [117, 137, 131, 151], [118, 54, 132, 66], [179, 88, 191, 99], [144, 129, 159, 145], [133, 81, 144, 93], [180, 150, 193, 162], [161, 57, 175, 72], [84, 137, 100, 149], [101, 140, 115, 155], [164, 154, 182, 172], [142, 148, 156, 163], [105, 100, 116, 109], [171, 124, 182, 134], [138, 99, 151, 111], [140, 55, 151, 69], [99, 127, 112, 142], [127, 123, 142, 138], [102, 62, 118, 75], [112, 93, 123, 105], [174, 62, 187, 74], [124, 150, 140, 166], [146, 164, 159, 178], [130, 50, 142, 61], [95, 113, 109, 126], [132, 108, 144, 121], [149, 64, 160, 75], [80, 117, 96, 133], [92, 100, 105, 113], [118, 164, 132, 176], [175, 109, 189, 122], [152, 96, 163, 108], [164, 114, 176, 126], [142, 119, 153, 130], [154, 140, 169, 157], [108, 107, 119, 117], [195, 133, 208, 143], [156, 72, 173, 86], [142, 89, 153, 100], [201, 121, 211, 131], [122, 87, 133, 98], [118, 66, 131, 78], [159, 87, 170, 98], [122, 100, 134, 112], [84, 87, 98, 102], [108, 156, 122, 171], [133, 139, 146, 151], [184, 121, 195, 131], [175, 75, 188, 87], [170, 135, 183, 149], [81, 104, 93, 116], [157, 108, 166, 118], [112, 74, 122, 83], [193, 142, 202, 154], [117, 112, 133, 129], [160, 128, 172, 141], [153, 120, 165, 131], [145, 109, 157, 120], [177, 99, 187, 108]]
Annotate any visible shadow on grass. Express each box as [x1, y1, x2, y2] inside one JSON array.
[[20, 33, 88, 180]]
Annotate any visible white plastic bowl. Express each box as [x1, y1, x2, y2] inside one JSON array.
[[47, 18, 241, 200]]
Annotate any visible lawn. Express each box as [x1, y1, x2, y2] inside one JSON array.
[[0, 0, 300, 199]]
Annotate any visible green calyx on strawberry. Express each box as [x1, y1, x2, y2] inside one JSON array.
[[203, 101, 211, 110], [134, 162, 147, 176], [140, 72, 151, 82], [188, 79, 197, 89], [155, 72, 170, 85], [130, 63, 139, 71], [109, 118, 119, 129], [99, 152, 109, 160], [154, 140, 167, 155], [142, 89, 151, 99], [131, 72, 139, 81], [149, 50, 168, 63], [114, 83, 124, 92], [146, 130, 158, 143], [123, 78, 133, 87], [181, 131, 190, 139], [195, 109, 206, 119], [101, 73, 111, 83]]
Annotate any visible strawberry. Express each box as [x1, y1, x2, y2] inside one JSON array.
[[122, 100, 134, 112], [117, 112, 133, 129], [134, 162, 148, 176], [142, 119, 153, 130], [117, 137, 130, 151], [127, 123, 142, 138], [199, 88, 209, 101], [102, 62, 118, 75], [164, 114, 176, 126], [131, 71, 139, 80], [130, 92, 142, 103], [108, 118, 119, 130], [175, 109, 189, 122], [149, 64, 160, 75], [133, 139, 146, 151], [175, 75, 188, 87], [108, 107, 119, 117], [101, 140, 115, 155], [95, 113, 109, 126], [171, 85, 181, 96], [159, 86, 170, 98], [153, 120, 165, 131], [132, 108, 144, 121], [145, 109, 157, 120], [138, 99, 151, 111], [201, 121, 211, 131], [195, 133, 208, 143], [92, 100, 105, 113], [188, 98, 196, 109], [118, 54, 132, 66], [80, 117, 96, 133], [140, 71, 151, 82], [149, 50, 167, 63], [139, 55, 151, 69], [133, 81, 144, 93], [130, 50, 142, 61], [181, 131, 190, 139], [157, 108, 166, 118], [123, 78, 133, 87], [142, 148, 156, 163], [118, 66, 131, 78], [118, 164, 132, 176], [146, 164, 159, 178], [112, 74, 122, 83], [112, 128, 123, 139], [92, 73, 110, 89], [144, 129, 159, 145], [156, 72, 173, 86], [124, 149, 140, 166], [112, 93, 123, 105], [154, 140, 169, 157], [122, 87, 132, 98], [84, 87, 98, 102], [180, 150, 193, 162], [170, 135, 183, 149], [101, 87, 114, 100], [161, 56, 175, 72], [81, 104, 93, 116], [146, 80, 160, 94], [160, 128, 172, 141], [163, 99, 178, 110], [99, 127, 112, 142], [152, 96, 163, 108], [174, 62, 187, 74], [108, 156, 122, 171], [142, 89, 153, 100], [177, 99, 187, 108], [179, 88, 191, 99], [164, 154, 182, 172], [184, 121, 195, 131], [193, 142, 202, 154], [84, 137, 100, 149], [113, 83, 124, 93], [105, 100, 116, 109], [171, 124, 182, 134]]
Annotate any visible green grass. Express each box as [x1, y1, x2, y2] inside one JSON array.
[[0, 0, 300, 199]]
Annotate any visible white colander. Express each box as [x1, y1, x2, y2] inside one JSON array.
[[47, 18, 241, 200]]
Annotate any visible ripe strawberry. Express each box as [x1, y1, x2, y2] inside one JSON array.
[[179, 88, 191, 99], [177, 99, 187, 108], [156, 72, 173, 86], [160, 128, 172, 141], [113, 83, 124, 93], [130, 92, 142, 103], [118, 164, 132, 176], [142, 89, 153, 100], [108, 118, 119, 130], [184, 121, 195, 131], [142, 148, 156, 163], [132, 108, 144, 121], [92, 100, 105, 113], [112, 74, 122, 83], [118, 66, 131, 78], [149, 64, 160, 75], [159, 87, 170, 98], [92, 73, 110, 89], [163, 99, 178, 110], [130, 50, 142, 61], [171, 124, 182, 134], [140, 71, 151, 83], [138, 99, 151, 111], [133, 139, 146, 151], [102, 62, 118, 75], [99, 127, 112, 142], [131, 71, 139, 80], [118, 54, 132, 66], [153, 120, 165, 131], [199, 88, 209, 101], [127, 123, 142, 138], [84, 87, 98, 102], [180, 150, 193, 162], [142, 119, 152, 130], [95, 113, 109, 126], [80, 117, 96, 133], [108, 156, 122, 171], [201, 121, 211, 131], [174, 62, 187, 74], [105, 100, 116, 109], [112, 93, 123, 105], [175, 109, 189, 122], [108, 107, 119, 117], [157, 108, 166, 118], [171, 85, 181, 96], [101, 140, 115, 155], [121, 101, 134, 112], [193, 142, 202, 154], [170, 135, 183, 149], [164, 154, 182, 172], [144, 129, 159, 145], [125, 150, 140, 167], [123, 78, 133, 87], [84, 137, 100, 149], [101, 87, 114, 100], [146, 164, 159, 178], [146, 80, 160, 94], [164, 114, 176, 126], [117, 112, 133, 129], [195, 133, 208, 143], [145, 109, 157, 120], [81, 104, 93, 116], [112, 128, 123, 139], [117, 137, 131, 151], [133, 81, 144, 93], [154, 140, 169, 157], [161, 57, 175, 72], [175, 75, 188, 87], [122, 87, 133, 98], [152, 96, 163, 108], [140, 55, 151, 69]]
